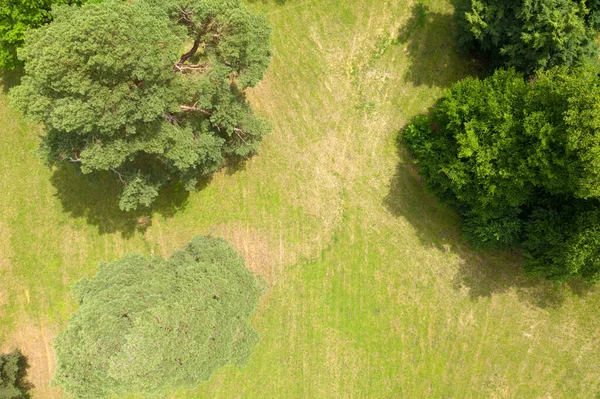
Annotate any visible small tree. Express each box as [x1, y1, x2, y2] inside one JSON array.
[[0, 0, 86, 70], [11, 0, 272, 210], [0, 350, 28, 399], [456, 0, 598, 74], [53, 236, 264, 398], [404, 66, 600, 282]]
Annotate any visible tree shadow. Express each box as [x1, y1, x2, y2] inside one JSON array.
[[384, 133, 595, 309], [0, 67, 24, 93], [0, 349, 34, 398], [394, 2, 484, 88], [16, 352, 34, 399], [49, 165, 204, 237]]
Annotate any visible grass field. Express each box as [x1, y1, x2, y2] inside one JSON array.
[[1, 0, 599, 397]]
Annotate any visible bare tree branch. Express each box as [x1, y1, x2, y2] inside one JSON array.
[[179, 105, 212, 115], [233, 128, 247, 143], [109, 167, 128, 186], [61, 151, 81, 162], [173, 62, 210, 73], [163, 113, 179, 125], [174, 39, 201, 72]]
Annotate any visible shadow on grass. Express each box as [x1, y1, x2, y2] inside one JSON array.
[[0, 349, 34, 398], [0, 67, 23, 93], [394, 3, 484, 88], [50, 165, 207, 237], [16, 352, 34, 399], [384, 136, 595, 309]]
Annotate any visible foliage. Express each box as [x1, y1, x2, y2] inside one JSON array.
[[1, 0, 599, 397], [53, 236, 264, 398], [0, 0, 87, 70], [10, 0, 272, 211], [524, 199, 600, 282], [456, 0, 598, 74], [404, 66, 600, 282], [0, 350, 27, 399]]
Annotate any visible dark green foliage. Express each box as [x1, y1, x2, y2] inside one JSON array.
[[524, 200, 600, 282], [405, 69, 530, 247], [0, 0, 85, 70], [456, 0, 598, 74], [10, 0, 272, 211], [404, 66, 600, 282], [0, 350, 28, 399], [53, 236, 264, 398]]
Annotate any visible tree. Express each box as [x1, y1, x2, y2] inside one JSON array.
[[0, 0, 86, 70], [524, 199, 600, 282], [404, 66, 600, 282], [0, 350, 28, 399], [456, 0, 598, 74], [10, 0, 272, 211], [405, 68, 530, 247], [53, 236, 264, 398]]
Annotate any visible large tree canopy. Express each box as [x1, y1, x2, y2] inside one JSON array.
[[456, 0, 598, 73], [0, 0, 86, 70], [10, 0, 272, 210], [404, 66, 600, 282], [53, 236, 264, 398]]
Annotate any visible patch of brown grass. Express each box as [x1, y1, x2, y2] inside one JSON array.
[[214, 223, 296, 285], [1, 317, 63, 399]]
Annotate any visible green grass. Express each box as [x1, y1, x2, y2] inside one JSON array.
[[1, 0, 600, 398]]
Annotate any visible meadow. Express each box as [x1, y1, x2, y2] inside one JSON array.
[[0, 0, 599, 397]]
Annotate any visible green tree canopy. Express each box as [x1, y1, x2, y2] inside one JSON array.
[[0, 0, 85, 70], [404, 66, 600, 282], [456, 0, 598, 74], [53, 236, 264, 398], [0, 350, 28, 399], [10, 0, 272, 211]]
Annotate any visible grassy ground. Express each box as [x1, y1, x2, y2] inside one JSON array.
[[1, 0, 599, 398]]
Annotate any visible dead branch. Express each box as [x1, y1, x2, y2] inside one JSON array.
[[109, 167, 128, 186], [233, 128, 247, 143], [179, 105, 212, 115], [61, 151, 81, 162], [175, 39, 201, 71], [163, 113, 179, 125], [173, 62, 210, 73]]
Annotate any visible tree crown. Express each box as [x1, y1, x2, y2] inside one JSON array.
[[53, 236, 264, 398], [11, 0, 272, 211]]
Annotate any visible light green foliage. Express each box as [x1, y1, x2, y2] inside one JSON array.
[[456, 0, 597, 73], [405, 66, 600, 281], [53, 236, 263, 398], [0, 350, 25, 399], [0, 0, 86, 70], [11, 0, 272, 210]]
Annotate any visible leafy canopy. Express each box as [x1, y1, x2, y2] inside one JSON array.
[[10, 0, 272, 211], [0, 350, 27, 399], [0, 0, 85, 70], [456, 0, 598, 73], [53, 236, 264, 398], [404, 66, 600, 282]]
